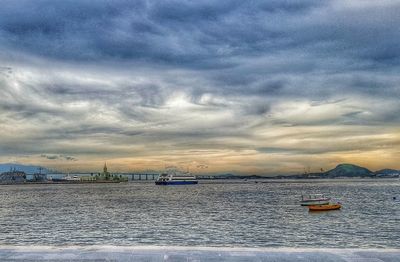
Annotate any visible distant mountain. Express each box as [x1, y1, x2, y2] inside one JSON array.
[[213, 173, 247, 179], [0, 163, 53, 174], [321, 163, 375, 178], [207, 164, 397, 179], [198, 173, 264, 179], [211, 164, 396, 179], [374, 169, 400, 177]]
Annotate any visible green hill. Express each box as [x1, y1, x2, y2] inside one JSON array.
[[322, 164, 375, 178]]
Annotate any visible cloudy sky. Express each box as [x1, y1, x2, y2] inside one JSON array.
[[0, 0, 399, 174]]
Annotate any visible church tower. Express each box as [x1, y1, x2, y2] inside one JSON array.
[[103, 162, 108, 173], [102, 162, 110, 180]]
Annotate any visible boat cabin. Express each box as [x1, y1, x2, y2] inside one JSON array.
[[301, 194, 328, 201], [157, 173, 171, 182]]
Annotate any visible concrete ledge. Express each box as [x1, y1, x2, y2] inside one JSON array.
[[0, 246, 399, 261]]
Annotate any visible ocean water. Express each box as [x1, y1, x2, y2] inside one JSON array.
[[0, 180, 399, 248]]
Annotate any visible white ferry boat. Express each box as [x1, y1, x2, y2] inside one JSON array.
[[51, 174, 80, 182], [155, 171, 198, 185]]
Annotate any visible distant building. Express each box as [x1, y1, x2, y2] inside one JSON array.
[[100, 162, 111, 180], [0, 170, 26, 184]]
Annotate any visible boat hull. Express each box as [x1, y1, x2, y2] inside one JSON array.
[[51, 178, 68, 182], [300, 200, 330, 206], [308, 204, 341, 211], [155, 181, 198, 185]]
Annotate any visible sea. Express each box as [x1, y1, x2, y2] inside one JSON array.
[[0, 179, 399, 249]]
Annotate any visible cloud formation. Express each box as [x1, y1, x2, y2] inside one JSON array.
[[0, 0, 399, 174], [41, 154, 77, 161]]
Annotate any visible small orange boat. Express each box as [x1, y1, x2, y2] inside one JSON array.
[[308, 203, 341, 211]]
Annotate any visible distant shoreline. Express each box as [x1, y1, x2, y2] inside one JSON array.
[[198, 177, 400, 184], [0, 177, 398, 186], [0, 180, 126, 186], [198, 176, 400, 180]]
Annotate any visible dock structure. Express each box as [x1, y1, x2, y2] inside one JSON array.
[[46, 172, 158, 182], [1, 246, 399, 261], [128, 173, 158, 181]]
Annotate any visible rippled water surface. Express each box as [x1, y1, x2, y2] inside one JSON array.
[[0, 180, 399, 247]]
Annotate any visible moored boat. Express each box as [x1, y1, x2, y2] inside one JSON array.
[[300, 194, 330, 206], [308, 203, 341, 212], [50, 174, 80, 182]]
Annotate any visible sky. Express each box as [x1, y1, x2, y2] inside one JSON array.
[[0, 0, 399, 174]]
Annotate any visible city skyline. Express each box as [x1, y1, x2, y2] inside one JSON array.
[[1, 1, 399, 174]]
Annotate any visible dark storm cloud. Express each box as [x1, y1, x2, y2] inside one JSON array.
[[1, 1, 400, 172], [1, 0, 399, 71], [0, 0, 398, 99], [0, 100, 64, 119], [1, 1, 399, 97]]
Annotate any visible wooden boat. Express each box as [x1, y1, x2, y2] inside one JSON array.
[[308, 203, 341, 211]]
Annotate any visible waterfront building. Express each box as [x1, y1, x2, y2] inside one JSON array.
[[86, 163, 128, 182], [99, 162, 111, 180], [0, 170, 26, 184]]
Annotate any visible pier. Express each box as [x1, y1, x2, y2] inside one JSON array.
[[127, 173, 158, 181], [0, 246, 399, 261], [46, 172, 159, 182]]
